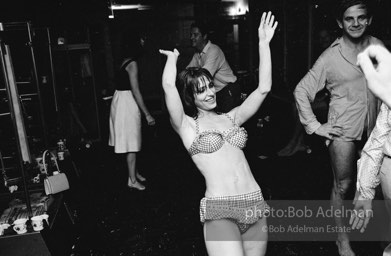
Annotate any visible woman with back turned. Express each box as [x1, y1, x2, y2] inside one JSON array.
[[109, 32, 155, 190]]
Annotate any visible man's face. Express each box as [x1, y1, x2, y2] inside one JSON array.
[[338, 4, 372, 40], [190, 27, 207, 51]]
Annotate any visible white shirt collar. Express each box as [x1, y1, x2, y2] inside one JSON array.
[[200, 40, 211, 55]]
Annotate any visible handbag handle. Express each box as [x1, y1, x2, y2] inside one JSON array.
[[0, 151, 9, 186], [42, 150, 61, 175]]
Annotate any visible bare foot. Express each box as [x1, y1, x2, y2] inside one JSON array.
[[136, 173, 146, 182], [128, 179, 146, 191], [336, 240, 355, 256]]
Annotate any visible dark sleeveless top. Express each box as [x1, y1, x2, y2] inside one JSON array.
[[115, 58, 134, 91]]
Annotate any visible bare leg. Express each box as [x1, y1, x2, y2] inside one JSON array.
[[126, 152, 145, 190], [329, 140, 356, 256], [242, 217, 268, 256], [204, 219, 244, 256]]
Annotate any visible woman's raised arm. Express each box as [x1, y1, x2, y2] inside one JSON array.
[[159, 49, 186, 132], [234, 11, 278, 125]]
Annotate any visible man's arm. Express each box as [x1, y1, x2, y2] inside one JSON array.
[[294, 57, 327, 134], [357, 103, 391, 199]]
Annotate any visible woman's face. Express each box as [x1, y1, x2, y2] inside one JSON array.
[[193, 77, 216, 111]]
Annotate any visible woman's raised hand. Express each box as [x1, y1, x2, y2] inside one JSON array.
[[160, 48, 180, 88], [159, 49, 180, 58], [258, 11, 278, 43]]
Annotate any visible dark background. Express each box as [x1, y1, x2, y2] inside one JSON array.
[[2, 0, 391, 100], [2, 0, 390, 146], [1, 1, 391, 255]]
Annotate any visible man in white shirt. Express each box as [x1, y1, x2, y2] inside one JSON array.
[[187, 21, 241, 113]]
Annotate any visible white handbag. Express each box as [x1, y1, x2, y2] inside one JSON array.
[[42, 150, 70, 195]]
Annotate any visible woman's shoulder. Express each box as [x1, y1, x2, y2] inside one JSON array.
[[121, 58, 136, 68]]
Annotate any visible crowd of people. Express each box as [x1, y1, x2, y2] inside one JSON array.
[[107, 0, 391, 255]]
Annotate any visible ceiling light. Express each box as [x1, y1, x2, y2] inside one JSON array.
[[109, 4, 152, 10]]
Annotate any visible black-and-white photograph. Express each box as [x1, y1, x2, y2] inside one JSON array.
[[1, 0, 391, 255]]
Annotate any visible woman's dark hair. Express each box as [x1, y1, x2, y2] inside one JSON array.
[[177, 67, 214, 118], [336, 0, 371, 21], [120, 31, 145, 60]]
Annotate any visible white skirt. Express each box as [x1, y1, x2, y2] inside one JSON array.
[[108, 90, 141, 153]]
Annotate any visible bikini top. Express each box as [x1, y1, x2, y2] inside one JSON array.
[[188, 113, 248, 156]]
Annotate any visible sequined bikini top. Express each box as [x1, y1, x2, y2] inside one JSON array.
[[188, 113, 248, 156]]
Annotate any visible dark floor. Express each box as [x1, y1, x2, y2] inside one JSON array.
[[63, 111, 386, 256]]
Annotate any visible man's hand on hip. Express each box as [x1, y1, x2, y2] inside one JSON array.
[[314, 123, 343, 140]]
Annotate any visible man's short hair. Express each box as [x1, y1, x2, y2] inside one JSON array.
[[190, 21, 209, 37], [336, 0, 372, 21]]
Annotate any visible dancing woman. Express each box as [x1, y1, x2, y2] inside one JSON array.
[[159, 12, 277, 256]]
